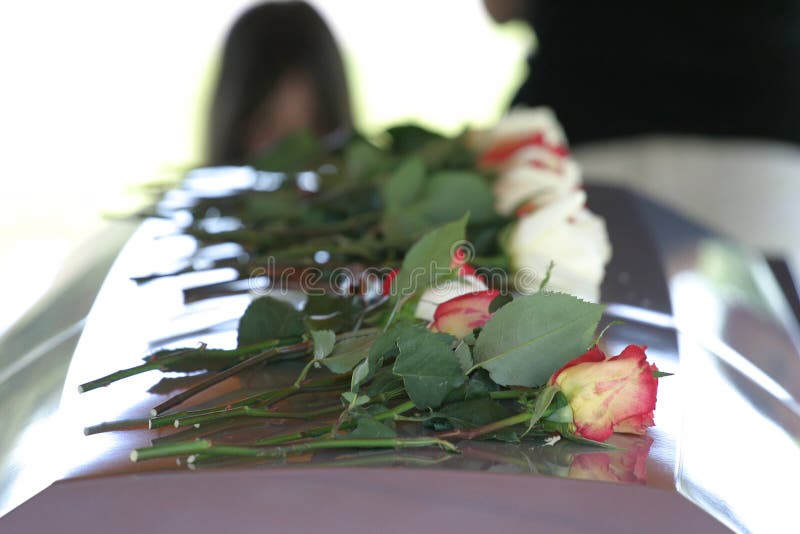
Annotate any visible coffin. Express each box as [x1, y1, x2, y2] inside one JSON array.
[[3, 167, 798, 533]]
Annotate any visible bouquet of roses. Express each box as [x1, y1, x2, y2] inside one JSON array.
[[81, 108, 663, 467]]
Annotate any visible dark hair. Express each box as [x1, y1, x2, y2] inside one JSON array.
[[207, 1, 351, 165]]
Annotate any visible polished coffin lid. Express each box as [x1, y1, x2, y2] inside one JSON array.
[[3, 170, 799, 533]]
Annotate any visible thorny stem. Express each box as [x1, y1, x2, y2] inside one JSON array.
[[78, 338, 292, 393], [173, 404, 343, 428], [151, 341, 311, 415], [436, 412, 534, 441], [147, 376, 349, 430], [83, 418, 149, 436], [78, 362, 161, 393]]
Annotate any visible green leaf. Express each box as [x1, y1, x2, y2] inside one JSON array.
[[488, 293, 513, 314], [416, 171, 494, 225], [237, 297, 306, 348], [351, 323, 418, 392], [243, 192, 299, 223], [381, 171, 492, 244], [653, 370, 674, 378], [304, 294, 365, 332], [392, 213, 468, 300], [380, 205, 430, 245], [472, 292, 603, 387], [521, 384, 560, 438], [453, 341, 473, 374], [433, 398, 511, 430], [393, 328, 464, 409], [341, 391, 370, 407], [251, 130, 321, 172], [382, 157, 426, 211], [463, 371, 497, 399], [441, 369, 497, 404], [310, 330, 336, 360], [320, 331, 380, 374], [417, 136, 475, 169], [387, 124, 444, 154], [363, 368, 404, 398], [345, 138, 385, 179], [348, 415, 397, 439]]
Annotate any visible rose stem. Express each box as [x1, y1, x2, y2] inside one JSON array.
[[150, 341, 311, 416], [135, 399, 417, 462], [78, 362, 161, 393], [83, 418, 149, 436], [173, 404, 343, 428], [77, 338, 292, 393], [436, 412, 533, 441], [174, 384, 404, 430], [148, 374, 350, 429], [253, 399, 415, 446]]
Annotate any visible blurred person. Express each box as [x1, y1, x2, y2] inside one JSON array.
[[485, 0, 800, 257], [207, 1, 351, 165]]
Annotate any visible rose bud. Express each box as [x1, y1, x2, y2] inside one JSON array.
[[548, 345, 659, 442], [414, 274, 489, 322], [429, 290, 500, 339]]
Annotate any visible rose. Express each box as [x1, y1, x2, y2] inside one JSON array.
[[475, 107, 569, 169], [507, 190, 611, 303], [414, 274, 488, 321], [380, 254, 488, 322], [428, 290, 499, 338], [493, 158, 582, 216], [476, 107, 580, 215], [548, 345, 659, 442]]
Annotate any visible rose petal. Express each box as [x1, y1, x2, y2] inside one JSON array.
[[493, 158, 581, 216], [429, 289, 500, 339], [414, 275, 488, 321], [476, 108, 570, 168], [548, 345, 606, 385], [480, 132, 569, 168]]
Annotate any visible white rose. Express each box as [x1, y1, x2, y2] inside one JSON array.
[[479, 107, 567, 150], [493, 156, 582, 216], [414, 274, 488, 321], [508, 190, 612, 303], [474, 107, 569, 166]]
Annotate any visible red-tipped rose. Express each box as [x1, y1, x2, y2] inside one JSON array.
[[548, 345, 658, 442], [479, 131, 569, 168], [429, 290, 500, 339]]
